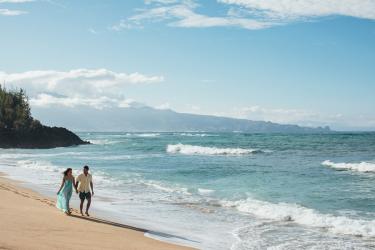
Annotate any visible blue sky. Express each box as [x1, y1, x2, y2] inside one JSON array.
[[0, 0, 374, 130]]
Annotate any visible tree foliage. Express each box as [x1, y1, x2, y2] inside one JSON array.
[[0, 85, 39, 130]]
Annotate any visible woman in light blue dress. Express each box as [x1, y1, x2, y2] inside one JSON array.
[[56, 168, 77, 215]]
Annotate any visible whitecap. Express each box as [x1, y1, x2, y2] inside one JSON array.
[[322, 160, 375, 173], [166, 144, 263, 156], [136, 133, 160, 137], [88, 139, 120, 145], [221, 198, 375, 237], [124, 133, 160, 138], [178, 133, 217, 137], [198, 188, 215, 195]]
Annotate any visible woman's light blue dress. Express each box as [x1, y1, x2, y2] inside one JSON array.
[[56, 178, 73, 212]]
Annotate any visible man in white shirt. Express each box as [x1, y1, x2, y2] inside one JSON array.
[[76, 165, 94, 216]]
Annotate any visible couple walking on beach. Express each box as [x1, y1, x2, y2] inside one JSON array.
[[56, 165, 94, 216]]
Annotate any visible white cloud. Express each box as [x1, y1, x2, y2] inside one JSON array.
[[112, 1, 271, 31], [0, 0, 33, 3], [0, 69, 164, 93], [182, 104, 201, 113], [190, 105, 201, 111], [117, 98, 146, 108], [0, 8, 27, 15], [113, 0, 375, 31], [218, 0, 375, 20], [145, 0, 179, 4], [223, 105, 375, 130], [88, 28, 98, 34], [164, 4, 270, 29], [29, 94, 145, 110], [155, 102, 171, 110], [234, 105, 321, 125], [110, 19, 143, 31], [30, 93, 145, 109], [30, 94, 113, 109], [0, 69, 164, 109], [0, 0, 34, 16]]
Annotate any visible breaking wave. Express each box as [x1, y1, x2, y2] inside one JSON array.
[[177, 133, 218, 137], [16, 159, 63, 173], [127, 133, 160, 137], [221, 198, 375, 237], [322, 160, 375, 173], [166, 144, 264, 155], [14, 160, 123, 188], [88, 139, 120, 145]]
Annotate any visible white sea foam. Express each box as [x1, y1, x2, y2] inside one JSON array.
[[198, 188, 215, 195], [16, 159, 63, 173], [322, 160, 375, 173], [221, 198, 375, 237], [0, 151, 84, 160], [140, 180, 191, 195], [125, 133, 160, 137], [178, 133, 217, 137], [92, 170, 124, 188], [137, 133, 160, 137], [77, 155, 132, 160], [88, 139, 120, 145], [15, 159, 88, 178], [0, 153, 29, 160], [167, 144, 263, 155], [12, 159, 124, 189]]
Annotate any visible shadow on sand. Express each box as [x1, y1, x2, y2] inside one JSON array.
[[70, 214, 146, 232], [69, 214, 199, 244]]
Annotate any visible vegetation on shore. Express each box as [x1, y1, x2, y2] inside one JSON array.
[[0, 86, 89, 148], [0, 86, 38, 130]]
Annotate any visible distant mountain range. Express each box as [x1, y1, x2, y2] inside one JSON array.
[[32, 106, 331, 133]]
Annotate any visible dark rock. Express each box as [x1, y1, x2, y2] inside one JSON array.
[[0, 126, 90, 149], [0, 86, 89, 149]]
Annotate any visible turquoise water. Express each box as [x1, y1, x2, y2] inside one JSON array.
[[1, 132, 375, 249]]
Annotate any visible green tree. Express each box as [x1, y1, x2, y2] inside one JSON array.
[[0, 85, 34, 130]]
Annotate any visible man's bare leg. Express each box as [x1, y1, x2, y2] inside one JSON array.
[[80, 199, 84, 216], [85, 198, 91, 216]]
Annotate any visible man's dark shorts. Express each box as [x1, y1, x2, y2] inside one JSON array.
[[79, 192, 91, 201]]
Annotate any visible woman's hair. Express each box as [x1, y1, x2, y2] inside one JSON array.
[[63, 168, 72, 176]]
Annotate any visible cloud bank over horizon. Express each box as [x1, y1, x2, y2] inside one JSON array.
[[226, 106, 375, 131], [1, 68, 373, 131], [0, 69, 164, 109]]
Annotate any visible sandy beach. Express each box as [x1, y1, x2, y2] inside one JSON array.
[[0, 173, 193, 250]]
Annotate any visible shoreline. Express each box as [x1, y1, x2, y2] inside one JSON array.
[[0, 172, 194, 250]]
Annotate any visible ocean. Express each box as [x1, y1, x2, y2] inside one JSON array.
[[1, 132, 375, 249]]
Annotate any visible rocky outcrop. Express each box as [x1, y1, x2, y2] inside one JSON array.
[[0, 126, 89, 149], [0, 87, 89, 149]]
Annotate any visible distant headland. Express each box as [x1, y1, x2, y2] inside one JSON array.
[[33, 105, 332, 133], [0, 86, 89, 149]]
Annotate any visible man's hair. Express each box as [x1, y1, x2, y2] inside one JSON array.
[[83, 165, 89, 170]]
